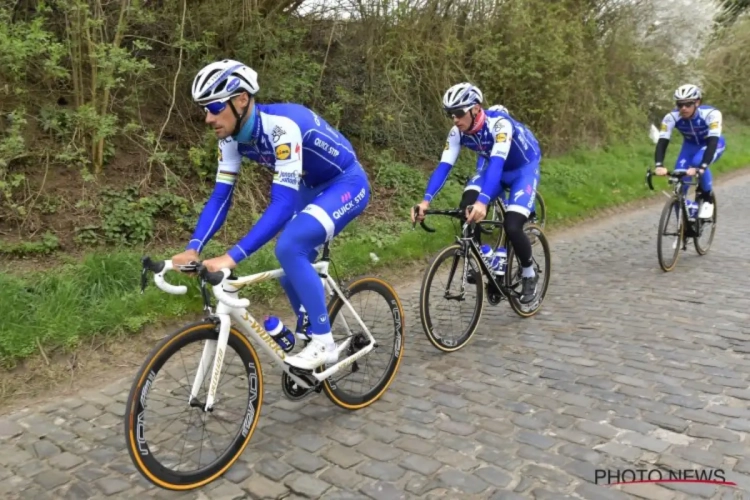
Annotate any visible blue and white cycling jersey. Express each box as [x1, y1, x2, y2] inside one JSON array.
[[186, 103, 363, 263], [659, 105, 723, 146], [425, 107, 542, 206]]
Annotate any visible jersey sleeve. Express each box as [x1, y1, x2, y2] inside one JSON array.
[[658, 112, 676, 140], [269, 116, 304, 191], [478, 118, 513, 204], [424, 127, 461, 202], [186, 137, 242, 253], [706, 109, 723, 138], [439, 127, 461, 165], [227, 183, 297, 263]]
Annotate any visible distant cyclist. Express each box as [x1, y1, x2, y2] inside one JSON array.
[[411, 83, 542, 304], [170, 59, 370, 371], [654, 84, 724, 219]]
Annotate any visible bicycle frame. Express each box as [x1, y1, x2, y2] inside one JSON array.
[[414, 208, 517, 301], [646, 168, 702, 228], [146, 259, 377, 411]]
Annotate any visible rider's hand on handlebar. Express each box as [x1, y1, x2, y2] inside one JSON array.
[[654, 166, 668, 176], [202, 253, 237, 273], [411, 201, 430, 223], [686, 167, 699, 177], [465, 201, 487, 224], [171, 249, 200, 273]]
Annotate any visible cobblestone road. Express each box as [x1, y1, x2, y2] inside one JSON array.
[[2, 173, 750, 499]]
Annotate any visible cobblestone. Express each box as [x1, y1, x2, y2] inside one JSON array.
[[2, 173, 750, 498]]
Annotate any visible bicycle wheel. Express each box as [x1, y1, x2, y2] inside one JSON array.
[[694, 192, 717, 255], [124, 320, 263, 490], [657, 198, 684, 272], [321, 276, 405, 410], [505, 223, 551, 317], [419, 243, 485, 352], [530, 191, 547, 230]]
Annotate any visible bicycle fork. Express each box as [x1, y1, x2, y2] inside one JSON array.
[[189, 315, 231, 412]]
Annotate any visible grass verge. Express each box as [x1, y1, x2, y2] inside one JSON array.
[[1, 124, 749, 367]]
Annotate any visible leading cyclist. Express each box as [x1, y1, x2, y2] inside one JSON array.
[[170, 59, 371, 371]]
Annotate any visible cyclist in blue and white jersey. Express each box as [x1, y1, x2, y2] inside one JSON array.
[[654, 84, 724, 218], [170, 59, 370, 371], [411, 83, 542, 304]]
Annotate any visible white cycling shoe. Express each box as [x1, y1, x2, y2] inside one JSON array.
[[285, 339, 338, 371]]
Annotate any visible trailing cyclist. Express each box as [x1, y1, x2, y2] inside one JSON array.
[[653, 84, 724, 220], [411, 82, 542, 304], [170, 59, 370, 371]]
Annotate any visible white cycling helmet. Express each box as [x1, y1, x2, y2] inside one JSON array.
[[442, 82, 483, 110], [674, 84, 701, 101], [191, 59, 260, 104]]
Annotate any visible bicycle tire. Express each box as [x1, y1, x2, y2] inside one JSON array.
[[506, 223, 551, 317], [124, 320, 263, 490], [657, 198, 683, 272], [530, 191, 547, 230], [322, 276, 405, 410], [419, 243, 484, 352], [694, 192, 717, 255]]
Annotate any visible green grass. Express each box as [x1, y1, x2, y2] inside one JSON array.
[[1, 123, 749, 367], [539, 122, 750, 223]]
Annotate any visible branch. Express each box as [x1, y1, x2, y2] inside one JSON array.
[[150, 0, 188, 177]]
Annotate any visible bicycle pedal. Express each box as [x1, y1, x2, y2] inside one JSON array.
[[289, 365, 315, 376]]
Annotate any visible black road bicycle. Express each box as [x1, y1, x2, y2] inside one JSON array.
[[413, 203, 551, 352], [646, 168, 717, 272]]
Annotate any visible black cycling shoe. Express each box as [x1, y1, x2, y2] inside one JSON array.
[[520, 274, 539, 304]]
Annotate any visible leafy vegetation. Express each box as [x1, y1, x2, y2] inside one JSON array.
[[0, 0, 748, 365]]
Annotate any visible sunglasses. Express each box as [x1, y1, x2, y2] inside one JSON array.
[[675, 101, 696, 109], [445, 105, 473, 119], [201, 93, 242, 115]]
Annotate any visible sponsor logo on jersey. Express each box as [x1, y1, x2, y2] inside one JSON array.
[[660, 123, 668, 132], [709, 122, 719, 130], [275, 143, 291, 160], [271, 125, 286, 143], [275, 171, 300, 184], [444, 141, 450, 150], [314, 138, 340, 157], [333, 187, 367, 220], [495, 132, 508, 143]]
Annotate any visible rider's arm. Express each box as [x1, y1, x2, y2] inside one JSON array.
[[227, 122, 303, 264], [477, 118, 513, 205], [655, 113, 675, 166], [654, 113, 676, 167], [699, 109, 723, 168], [186, 138, 242, 253], [424, 127, 461, 202]]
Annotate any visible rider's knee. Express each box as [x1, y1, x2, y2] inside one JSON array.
[[275, 230, 297, 265], [504, 210, 527, 235], [459, 189, 479, 211]]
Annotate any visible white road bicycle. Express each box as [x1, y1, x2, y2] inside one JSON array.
[[124, 242, 405, 491]]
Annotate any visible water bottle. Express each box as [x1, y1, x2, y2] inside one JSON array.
[[685, 200, 698, 221], [263, 316, 296, 353], [491, 246, 507, 276], [479, 244, 494, 267]]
